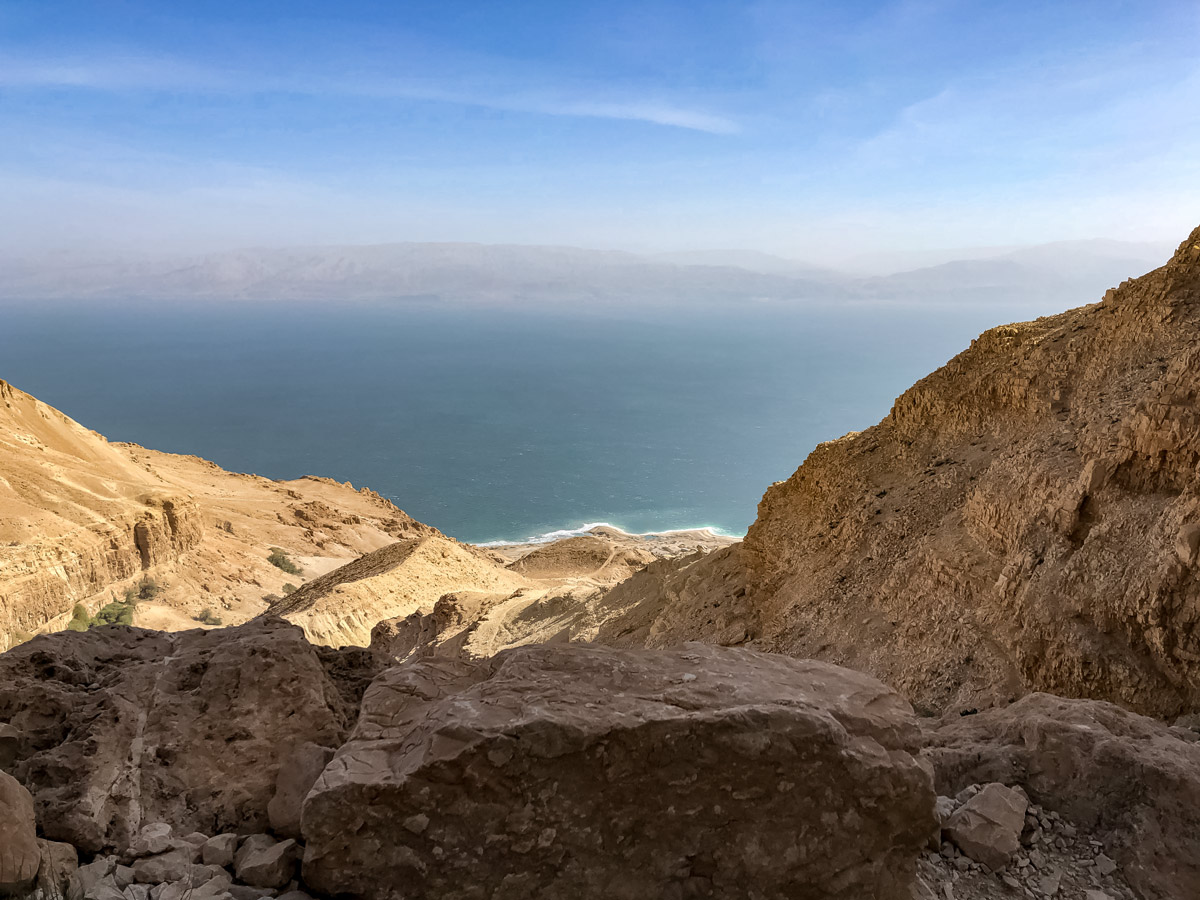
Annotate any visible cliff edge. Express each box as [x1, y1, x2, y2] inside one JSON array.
[[602, 225, 1200, 718]]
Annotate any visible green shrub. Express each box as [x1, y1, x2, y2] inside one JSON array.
[[136, 577, 161, 600], [282, 583, 297, 595], [94, 600, 135, 627], [67, 604, 91, 632], [267, 548, 302, 576], [195, 608, 223, 626]]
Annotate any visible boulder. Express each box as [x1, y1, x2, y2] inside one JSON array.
[[0, 772, 40, 896], [201, 834, 239, 869], [0, 620, 373, 852], [129, 824, 173, 858], [132, 849, 192, 885], [302, 643, 936, 900], [266, 743, 334, 839], [234, 837, 299, 890], [944, 782, 1026, 869], [925, 692, 1200, 899], [35, 840, 79, 897], [67, 857, 115, 900]]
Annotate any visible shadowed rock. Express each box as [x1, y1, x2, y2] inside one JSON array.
[[301, 642, 936, 900]]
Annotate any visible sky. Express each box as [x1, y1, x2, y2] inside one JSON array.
[[1, 0, 1198, 262]]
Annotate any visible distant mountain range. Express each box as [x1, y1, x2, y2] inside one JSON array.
[[0, 238, 1174, 308]]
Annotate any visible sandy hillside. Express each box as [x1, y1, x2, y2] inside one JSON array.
[[1, 378, 734, 651], [0, 378, 436, 647]]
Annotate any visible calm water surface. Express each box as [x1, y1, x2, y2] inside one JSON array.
[[0, 299, 1035, 543]]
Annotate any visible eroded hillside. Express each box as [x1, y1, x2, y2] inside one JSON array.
[[0, 380, 434, 648], [595, 225, 1200, 718]]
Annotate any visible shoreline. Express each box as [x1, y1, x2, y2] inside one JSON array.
[[473, 520, 740, 547], [474, 521, 740, 565]]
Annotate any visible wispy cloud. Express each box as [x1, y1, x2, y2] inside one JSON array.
[[0, 52, 739, 134]]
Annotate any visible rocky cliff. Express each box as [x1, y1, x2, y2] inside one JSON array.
[[597, 225, 1200, 718], [0, 379, 434, 649]]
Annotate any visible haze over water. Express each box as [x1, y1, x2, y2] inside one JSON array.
[[2, 300, 1027, 543]]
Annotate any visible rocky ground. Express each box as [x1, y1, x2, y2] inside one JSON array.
[[1, 619, 1198, 899]]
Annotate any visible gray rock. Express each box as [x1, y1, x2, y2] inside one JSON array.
[[35, 840, 80, 897], [302, 643, 937, 900], [267, 743, 333, 839], [123, 886, 151, 900], [1039, 868, 1062, 896], [934, 795, 956, 827], [1095, 853, 1118, 876], [227, 885, 275, 900], [132, 849, 192, 886], [201, 834, 239, 869], [179, 833, 209, 848], [112, 866, 135, 889], [68, 857, 117, 900], [191, 873, 234, 900], [129, 824, 174, 858], [945, 783, 1027, 870], [187, 866, 230, 889], [86, 881, 127, 900], [235, 838, 299, 890], [0, 771, 41, 896]]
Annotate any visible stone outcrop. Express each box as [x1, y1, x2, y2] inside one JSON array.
[[0, 618, 377, 853], [0, 771, 40, 895], [300, 642, 936, 900], [596, 226, 1200, 718], [924, 692, 1200, 899]]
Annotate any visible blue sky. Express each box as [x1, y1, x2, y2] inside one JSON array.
[[1, 0, 1198, 260]]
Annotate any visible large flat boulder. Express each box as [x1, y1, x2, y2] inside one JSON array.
[[925, 692, 1200, 900], [0, 772, 40, 895], [301, 643, 936, 900], [0, 619, 377, 852]]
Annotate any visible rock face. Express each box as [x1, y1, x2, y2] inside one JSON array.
[[0, 378, 434, 651], [0, 771, 40, 895], [301, 643, 936, 900], [597, 226, 1200, 718], [0, 618, 377, 853], [267, 743, 335, 839], [925, 692, 1200, 899]]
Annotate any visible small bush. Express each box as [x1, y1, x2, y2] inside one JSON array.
[[267, 548, 303, 576], [136, 577, 161, 601], [222, 520, 235, 534], [94, 599, 135, 627], [67, 604, 91, 632], [282, 583, 297, 595], [195, 608, 223, 626]]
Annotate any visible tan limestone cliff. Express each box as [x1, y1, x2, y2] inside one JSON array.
[[594, 226, 1200, 718], [0, 378, 432, 649]]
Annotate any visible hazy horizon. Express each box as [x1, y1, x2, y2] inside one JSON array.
[[2, 1, 1197, 262]]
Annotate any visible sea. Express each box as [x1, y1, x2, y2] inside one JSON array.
[[0, 298, 1046, 544]]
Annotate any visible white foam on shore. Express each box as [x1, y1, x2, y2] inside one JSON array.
[[475, 521, 735, 548]]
